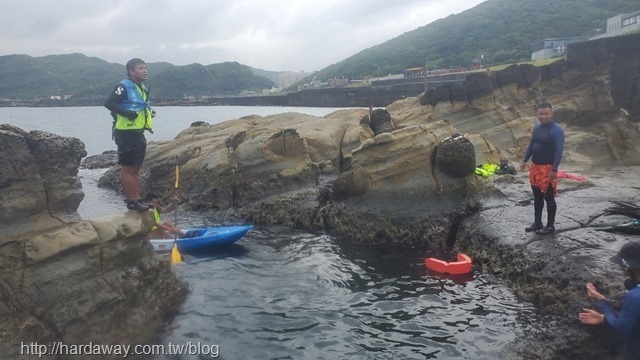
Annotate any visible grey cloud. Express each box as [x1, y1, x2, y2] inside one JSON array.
[[0, 0, 486, 71]]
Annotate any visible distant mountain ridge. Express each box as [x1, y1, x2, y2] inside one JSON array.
[[0, 54, 275, 100], [1, 0, 637, 101], [311, 0, 639, 81]]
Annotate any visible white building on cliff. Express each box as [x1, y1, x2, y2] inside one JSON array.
[[590, 10, 640, 40], [531, 36, 589, 61]]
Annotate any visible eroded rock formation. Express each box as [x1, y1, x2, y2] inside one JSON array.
[[95, 33, 640, 359], [80, 150, 118, 169], [0, 126, 185, 359], [0, 125, 85, 238], [99, 35, 640, 248], [98, 109, 483, 245]]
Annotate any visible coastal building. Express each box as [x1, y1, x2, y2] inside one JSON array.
[[590, 10, 640, 40], [49, 94, 73, 100], [405, 67, 425, 78], [278, 71, 311, 89], [530, 36, 589, 61], [327, 77, 349, 87], [531, 10, 639, 60]]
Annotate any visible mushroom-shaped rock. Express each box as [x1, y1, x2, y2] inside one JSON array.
[[369, 108, 395, 135], [434, 135, 476, 177]]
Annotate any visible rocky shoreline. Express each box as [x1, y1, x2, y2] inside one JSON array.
[[99, 33, 640, 358], [0, 126, 187, 359], [2, 33, 639, 359], [458, 165, 640, 358]]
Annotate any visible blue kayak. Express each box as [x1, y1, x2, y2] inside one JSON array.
[[150, 225, 253, 253]]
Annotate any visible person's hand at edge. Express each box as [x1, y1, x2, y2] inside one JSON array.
[[520, 161, 528, 172], [586, 282, 606, 301], [125, 110, 138, 120], [579, 308, 605, 325]]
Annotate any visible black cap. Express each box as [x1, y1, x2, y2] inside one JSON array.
[[610, 241, 640, 269]]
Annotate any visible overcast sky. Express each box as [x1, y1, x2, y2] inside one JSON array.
[[0, 0, 486, 72]]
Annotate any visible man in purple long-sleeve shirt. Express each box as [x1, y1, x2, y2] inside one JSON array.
[[519, 103, 565, 235], [580, 241, 640, 359]]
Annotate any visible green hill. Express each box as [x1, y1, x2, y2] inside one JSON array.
[[150, 62, 273, 100], [0, 54, 275, 100], [310, 0, 639, 81], [0, 0, 637, 100], [0, 54, 122, 100]]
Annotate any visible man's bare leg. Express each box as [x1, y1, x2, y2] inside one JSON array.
[[122, 165, 147, 211], [121, 165, 141, 200]]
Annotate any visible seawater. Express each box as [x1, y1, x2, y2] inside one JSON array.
[[1, 106, 545, 359], [0, 106, 346, 157]]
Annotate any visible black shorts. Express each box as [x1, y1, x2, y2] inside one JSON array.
[[114, 130, 146, 166]]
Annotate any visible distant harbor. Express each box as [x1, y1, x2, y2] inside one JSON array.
[[0, 73, 470, 108]]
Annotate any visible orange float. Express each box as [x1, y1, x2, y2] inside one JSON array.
[[425, 253, 472, 275]]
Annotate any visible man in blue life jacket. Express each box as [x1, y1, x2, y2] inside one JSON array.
[[579, 241, 640, 359], [104, 58, 155, 211]]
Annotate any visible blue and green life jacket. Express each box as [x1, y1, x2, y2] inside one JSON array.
[[113, 79, 153, 131]]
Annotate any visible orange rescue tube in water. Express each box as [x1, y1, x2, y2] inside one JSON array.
[[425, 254, 472, 275]]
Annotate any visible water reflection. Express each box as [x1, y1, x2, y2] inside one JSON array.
[[185, 244, 249, 262], [76, 170, 541, 359], [151, 225, 543, 359]]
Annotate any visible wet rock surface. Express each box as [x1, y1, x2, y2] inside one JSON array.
[[92, 33, 640, 358], [81, 150, 118, 169], [0, 127, 186, 360], [457, 166, 640, 359]]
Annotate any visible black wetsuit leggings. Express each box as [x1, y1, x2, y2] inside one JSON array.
[[532, 185, 556, 226]]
